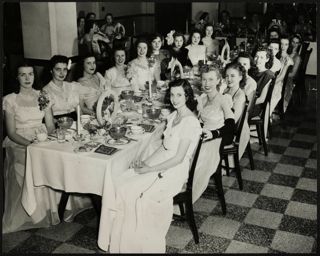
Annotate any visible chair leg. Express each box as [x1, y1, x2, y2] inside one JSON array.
[[234, 151, 243, 190], [185, 199, 199, 244], [212, 166, 226, 215], [246, 142, 255, 170], [89, 194, 102, 218], [178, 203, 185, 216], [224, 155, 230, 176], [58, 192, 70, 221], [260, 123, 269, 156], [256, 124, 262, 145], [268, 118, 273, 140]]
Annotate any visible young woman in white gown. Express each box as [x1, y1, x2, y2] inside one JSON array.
[[192, 65, 235, 203], [108, 79, 202, 253], [3, 63, 60, 233], [185, 30, 207, 66], [104, 47, 132, 96], [127, 38, 156, 92], [77, 54, 108, 114]]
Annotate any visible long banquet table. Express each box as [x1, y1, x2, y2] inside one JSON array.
[[21, 122, 164, 251]]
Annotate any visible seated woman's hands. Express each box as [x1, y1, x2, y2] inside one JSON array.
[[130, 159, 152, 174], [202, 128, 213, 141]]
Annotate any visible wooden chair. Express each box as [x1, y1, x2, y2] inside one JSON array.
[[221, 100, 250, 190], [249, 76, 277, 156], [173, 134, 204, 244], [293, 48, 313, 104], [277, 65, 293, 119]]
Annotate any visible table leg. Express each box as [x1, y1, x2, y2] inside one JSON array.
[[58, 192, 70, 221]]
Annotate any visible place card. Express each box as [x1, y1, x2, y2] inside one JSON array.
[[94, 145, 119, 155], [139, 124, 155, 133]]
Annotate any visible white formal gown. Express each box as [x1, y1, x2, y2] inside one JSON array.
[[109, 111, 202, 253]]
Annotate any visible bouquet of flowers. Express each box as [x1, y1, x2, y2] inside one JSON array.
[[165, 30, 175, 46], [38, 90, 50, 111], [125, 63, 136, 82]]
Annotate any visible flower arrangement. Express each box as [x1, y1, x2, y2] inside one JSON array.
[[165, 30, 175, 46], [125, 63, 136, 82], [38, 90, 50, 111]]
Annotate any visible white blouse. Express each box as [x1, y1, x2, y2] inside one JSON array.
[[43, 81, 83, 116]]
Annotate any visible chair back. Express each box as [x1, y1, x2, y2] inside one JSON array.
[[299, 42, 310, 60], [234, 99, 249, 144], [186, 134, 204, 193], [280, 65, 293, 110], [296, 48, 312, 82]]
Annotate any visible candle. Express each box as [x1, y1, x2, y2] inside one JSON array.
[[148, 80, 152, 99], [76, 105, 81, 135]]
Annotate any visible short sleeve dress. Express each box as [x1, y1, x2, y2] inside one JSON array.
[[3, 91, 58, 233], [2, 90, 92, 233], [43, 81, 83, 116]]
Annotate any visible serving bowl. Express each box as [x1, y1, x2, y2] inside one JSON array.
[[146, 107, 161, 120], [57, 117, 74, 129], [121, 90, 134, 100], [109, 126, 127, 140]]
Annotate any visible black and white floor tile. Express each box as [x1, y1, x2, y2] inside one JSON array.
[[2, 80, 317, 254]]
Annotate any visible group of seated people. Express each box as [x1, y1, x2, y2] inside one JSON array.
[[3, 20, 306, 252]]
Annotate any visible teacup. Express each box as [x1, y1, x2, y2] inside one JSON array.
[[36, 133, 47, 142]]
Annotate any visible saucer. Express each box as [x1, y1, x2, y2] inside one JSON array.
[[128, 128, 145, 135], [106, 138, 130, 145]]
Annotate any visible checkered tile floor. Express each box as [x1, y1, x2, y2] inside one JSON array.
[[2, 81, 317, 254]]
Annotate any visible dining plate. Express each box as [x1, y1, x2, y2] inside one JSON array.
[[127, 128, 145, 135], [106, 138, 130, 145]]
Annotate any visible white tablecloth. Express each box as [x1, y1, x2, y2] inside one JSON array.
[[21, 124, 164, 251]]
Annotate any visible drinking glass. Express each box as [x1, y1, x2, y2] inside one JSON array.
[[57, 128, 66, 143]]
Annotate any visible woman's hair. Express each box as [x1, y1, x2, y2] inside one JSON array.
[[135, 37, 151, 58], [84, 20, 96, 34], [268, 38, 281, 59], [173, 31, 185, 46], [254, 46, 274, 70], [150, 33, 163, 43], [199, 12, 209, 21], [280, 34, 293, 54], [105, 13, 113, 21], [164, 79, 197, 112], [200, 64, 223, 91], [235, 51, 254, 70], [225, 62, 247, 89], [85, 12, 96, 21], [112, 46, 126, 66], [14, 60, 36, 93], [49, 55, 68, 71], [291, 33, 302, 52], [77, 16, 85, 26]]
